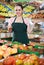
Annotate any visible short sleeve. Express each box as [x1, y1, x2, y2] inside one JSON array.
[[24, 18, 34, 33], [8, 17, 15, 31], [8, 17, 15, 28]]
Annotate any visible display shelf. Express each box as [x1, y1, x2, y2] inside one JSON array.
[[0, 32, 13, 38], [32, 18, 44, 23], [28, 33, 44, 42]]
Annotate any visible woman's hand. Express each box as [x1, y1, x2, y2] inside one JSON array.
[[7, 17, 15, 32], [8, 23, 12, 32], [8, 27, 12, 32]]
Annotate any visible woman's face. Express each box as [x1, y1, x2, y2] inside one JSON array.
[[15, 6, 23, 16]]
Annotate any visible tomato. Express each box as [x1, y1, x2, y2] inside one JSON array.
[[3, 56, 16, 65], [18, 54, 26, 60]]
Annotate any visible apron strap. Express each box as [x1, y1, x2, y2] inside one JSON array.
[[13, 16, 17, 23], [14, 17, 25, 24], [22, 17, 25, 24]]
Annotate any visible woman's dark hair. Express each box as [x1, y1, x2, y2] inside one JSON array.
[[15, 3, 23, 10]]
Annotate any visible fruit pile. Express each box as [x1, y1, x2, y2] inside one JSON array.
[[0, 45, 17, 58], [0, 11, 16, 17], [3, 54, 44, 65], [28, 13, 44, 19], [23, 5, 35, 17], [24, 5, 35, 13], [28, 42, 44, 54], [0, 41, 28, 59], [6, 4, 14, 11], [0, 4, 7, 12], [0, 2, 35, 17], [0, 41, 41, 59], [0, 2, 14, 12], [0, 3, 15, 17]]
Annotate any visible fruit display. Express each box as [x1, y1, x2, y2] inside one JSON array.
[[3, 56, 16, 65], [11, 42, 28, 50], [6, 4, 14, 11], [29, 42, 44, 46], [0, 10, 16, 17], [0, 4, 7, 12], [0, 40, 43, 65], [29, 42, 44, 54], [23, 5, 35, 13], [28, 13, 44, 19], [0, 41, 28, 58], [0, 40, 40, 59], [0, 3, 12, 12], [3, 54, 44, 65], [0, 2, 36, 17], [22, 5, 35, 17], [0, 2, 15, 17], [0, 45, 17, 58]]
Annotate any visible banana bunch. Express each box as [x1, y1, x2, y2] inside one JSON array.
[[24, 5, 35, 12], [7, 5, 14, 10], [0, 4, 7, 12], [0, 11, 16, 17]]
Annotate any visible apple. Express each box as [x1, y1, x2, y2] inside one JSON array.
[[18, 54, 26, 60], [3, 56, 16, 65], [16, 59, 23, 65]]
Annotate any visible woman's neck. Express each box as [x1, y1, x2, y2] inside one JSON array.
[[15, 15, 23, 23], [17, 15, 23, 19]]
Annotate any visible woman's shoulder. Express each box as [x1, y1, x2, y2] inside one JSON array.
[[23, 17, 32, 22], [9, 17, 15, 21], [23, 17, 33, 25], [23, 17, 31, 24], [8, 17, 16, 24]]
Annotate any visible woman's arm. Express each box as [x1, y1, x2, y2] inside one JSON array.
[[24, 18, 35, 33], [27, 20, 35, 34], [8, 23, 12, 32], [8, 17, 15, 32]]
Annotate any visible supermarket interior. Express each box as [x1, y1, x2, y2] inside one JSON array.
[[0, 0, 44, 65]]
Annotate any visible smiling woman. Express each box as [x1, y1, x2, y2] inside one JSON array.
[[8, 3, 35, 45]]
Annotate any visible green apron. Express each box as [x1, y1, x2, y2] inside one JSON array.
[[12, 17, 29, 44]]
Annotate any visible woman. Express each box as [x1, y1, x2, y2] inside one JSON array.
[[8, 3, 34, 45]]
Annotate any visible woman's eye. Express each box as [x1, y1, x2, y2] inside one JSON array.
[[16, 10, 17, 11], [16, 9, 21, 11]]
